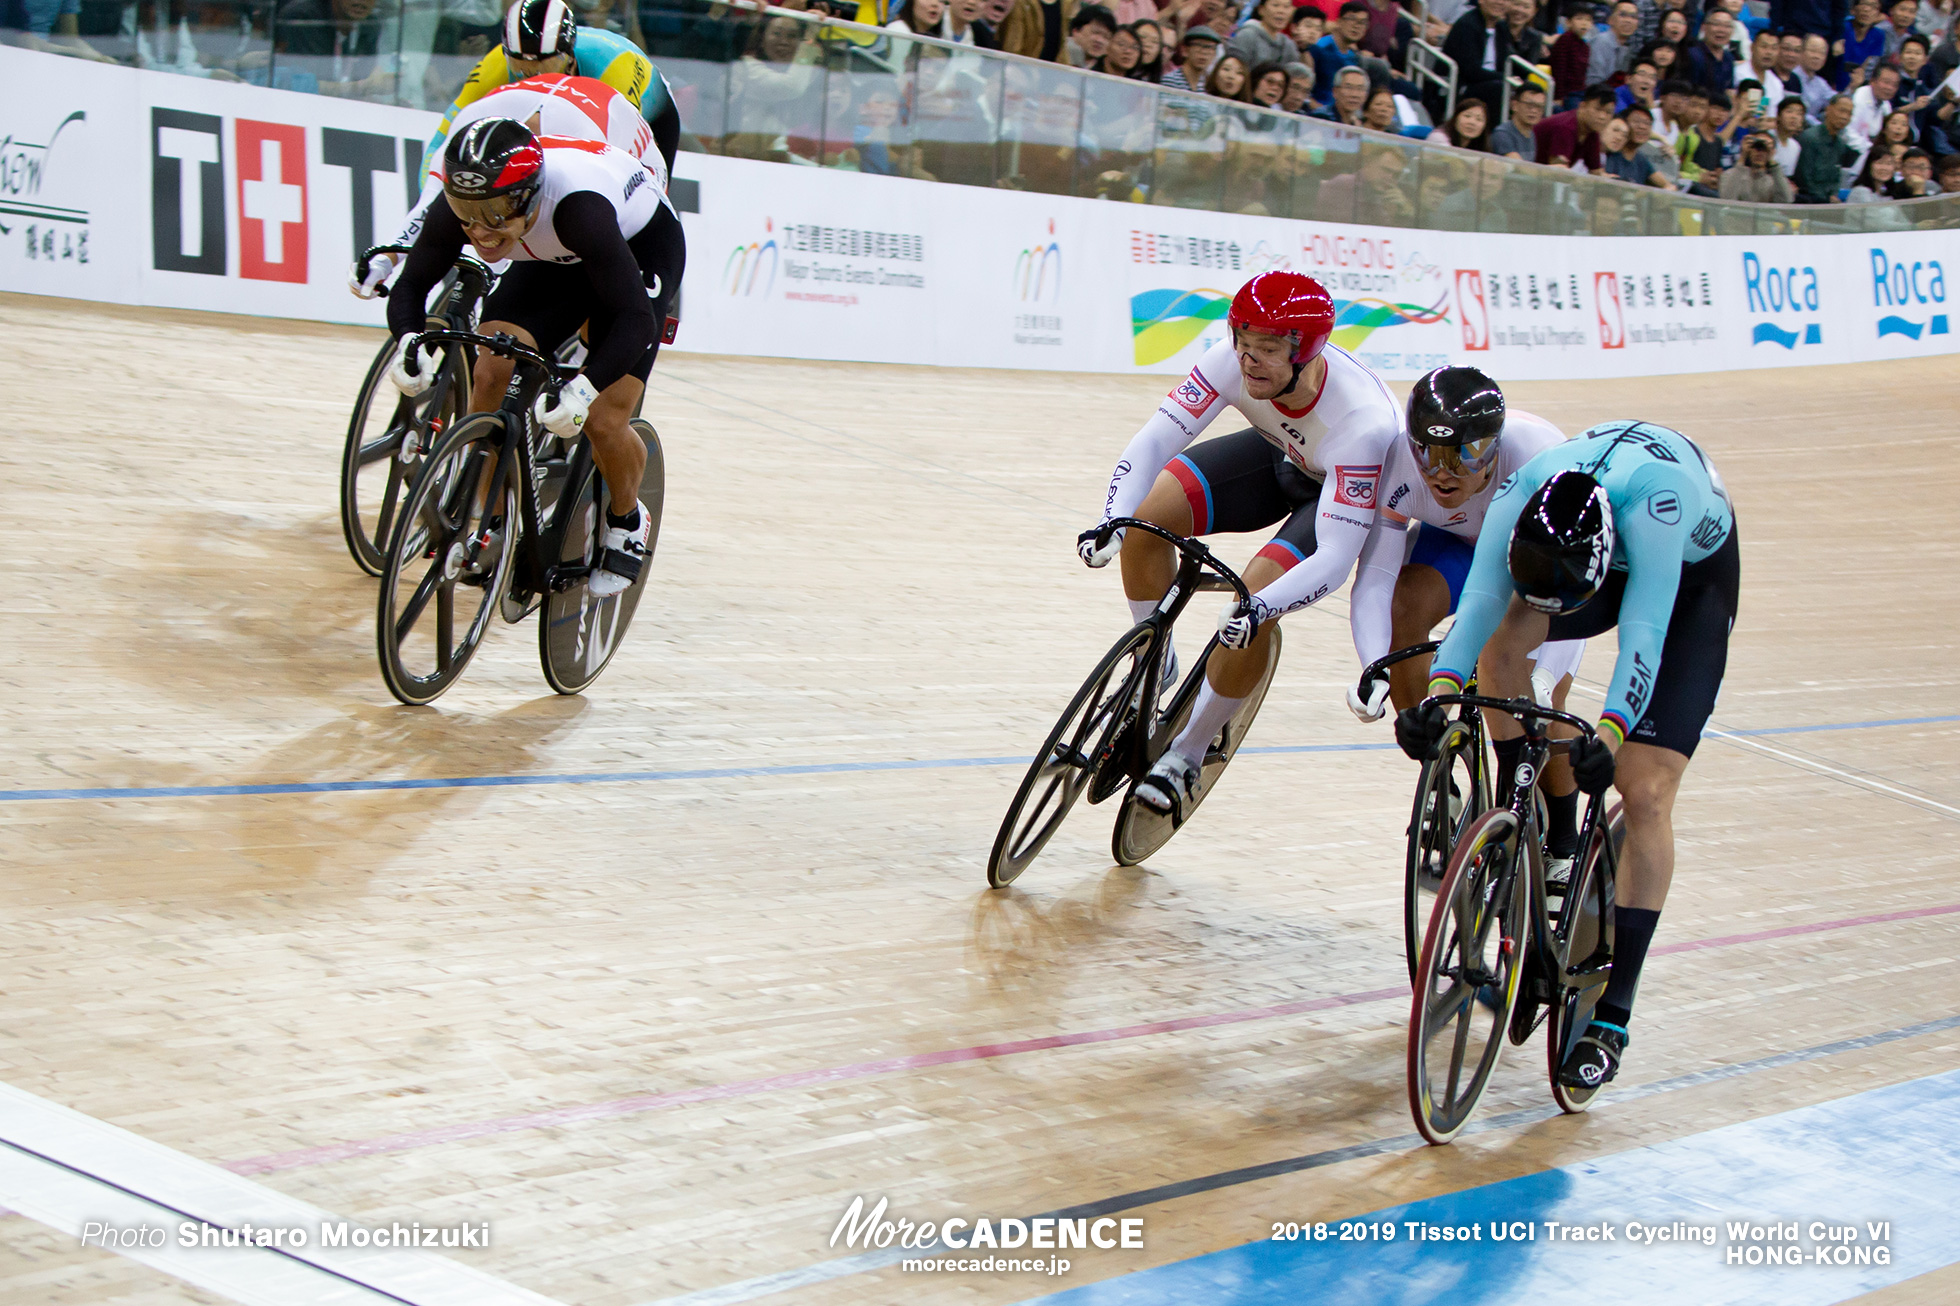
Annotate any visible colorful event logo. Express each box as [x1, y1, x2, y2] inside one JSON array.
[[724, 216, 778, 297], [1015, 219, 1061, 302], [1130, 285, 1447, 366], [1328, 293, 1448, 352], [1869, 247, 1947, 340]]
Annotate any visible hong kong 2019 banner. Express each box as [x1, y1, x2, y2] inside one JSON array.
[[4, 45, 1957, 380]]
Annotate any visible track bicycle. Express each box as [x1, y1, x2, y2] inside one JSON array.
[[986, 518, 1282, 888], [1354, 642, 1491, 986], [375, 328, 664, 706], [340, 245, 492, 576], [1405, 694, 1623, 1145]]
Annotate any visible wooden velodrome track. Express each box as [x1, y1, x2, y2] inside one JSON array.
[[2, 290, 1957, 1305]]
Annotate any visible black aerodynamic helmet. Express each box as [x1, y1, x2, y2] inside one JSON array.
[[1508, 470, 1615, 614], [504, 0, 578, 61], [1405, 366, 1505, 477], [442, 117, 544, 228]]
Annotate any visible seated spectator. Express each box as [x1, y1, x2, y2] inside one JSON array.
[[1937, 151, 1960, 190], [1849, 62, 1902, 146], [1618, 57, 1662, 111], [1794, 92, 1860, 199], [1360, 0, 1416, 65], [1551, 3, 1596, 105], [1506, 0, 1547, 66], [1896, 143, 1941, 189], [1676, 88, 1725, 191], [1589, 1, 1640, 90], [1249, 59, 1291, 104], [1314, 2, 1370, 102], [1207, 50, 1254, 99], [1443, 0, 1514, 117], [1100, 22, 1143, 73], [1066, 4, 1115, 63], [1600, 113, 1659, 181], [1491, 81, 1548, 156], [1720, 127, 1796, 196], [1290, 6, 1326, 54], [1759, 31, 1804, 104], [1897, 35, 1937, 105], [1283, 61, 1320, 112], [993, 0, 1068, 61], [1629, 101, 1684, 182], [1655, 7, 1691, 50], [1536, 81, 1617, 166], [1795, 33, 1836, 115], [933, 0, 998, 46], [1230, 0, 1300, 70], [1847, 142, 1904, 195], [1638, 37, 1685, 85], [1771, 93, 1809, 171], [1363, 82, 1402, 130], [1127, 20, 1167, 80], [1325, 61, 1371, 122], [1882, 0, 1920, 56], [888, 0, 944, 32], [1687, 8, 1740, 91], [1162, 26, 1221, 88], [1653, 77, 1696, 146], [1842, 0, 1888, 89], [1738, 28, 1780, 86], [275, 0, 391, 98], [4, 0, 116, 61], [1431, 96, 1493, 148]]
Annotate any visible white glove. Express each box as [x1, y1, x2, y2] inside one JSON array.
[[534, 374, 599, 440], [349, 253, 394, 299], [1347, 677, 1391, 722], [1217, 600, 1258, 650], [1078, 525, 1124, 568], [388, 336, 440, 396]]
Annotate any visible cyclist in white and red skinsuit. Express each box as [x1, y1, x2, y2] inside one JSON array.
[[1082, 271, 1401, 817]]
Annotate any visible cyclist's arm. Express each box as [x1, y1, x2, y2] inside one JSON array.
[[1241, 460, 1379, 624], [1099, 346, 1237, 524], [423, 47, 508, 177], [1594, 470, 1701, 746], [555, 193, 657, 392], [1427, 469, 1535, 695], [384, 177, 446, 256], [386, 203, 468, 339], [1349, 509, 1410, 668]]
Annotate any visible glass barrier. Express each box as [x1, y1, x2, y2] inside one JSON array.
[[12, 0, 1960, 233]]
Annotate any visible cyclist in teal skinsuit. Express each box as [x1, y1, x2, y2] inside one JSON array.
[[1400, 419, 1741, 1094], [425, 0, 679, 179]]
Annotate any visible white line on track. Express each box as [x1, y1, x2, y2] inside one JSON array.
[[0, 1082, 562, 1306]]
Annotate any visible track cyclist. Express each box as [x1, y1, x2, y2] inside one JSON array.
[[1081, 270, 1401, 818], [1352, 366, 1588, 874], [1396, 419, 1739, 1091], [383, 116, 685, 597]]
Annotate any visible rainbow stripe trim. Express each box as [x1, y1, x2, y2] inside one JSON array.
[[1427, 670, 1466, 698], [1598, 712, 1631, 747]]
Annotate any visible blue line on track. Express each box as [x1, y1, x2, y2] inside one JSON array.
[[0, 715, 1952, 804]]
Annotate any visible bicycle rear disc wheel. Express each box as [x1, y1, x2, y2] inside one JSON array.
[[340, 338, 469, 576], [1404, 719, 1486, 986], [376, 414, 516, 706], [1110, 627, 1281, 867], [1549, 803, 1625, 1113], [987, 624, 1155, 888], [1407, 808, 1528, 1145], [539, 420, 665, 695]]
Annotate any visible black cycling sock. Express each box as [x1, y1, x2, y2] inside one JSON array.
[[1600, 906, 1662, 1016], [1593, 1000, 1632, 1030], [1492, 736, 1526, 807], [1544, 790, 1580, 858], [606, 506, 641, 532]]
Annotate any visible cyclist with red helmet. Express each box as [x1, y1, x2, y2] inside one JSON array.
[[383, 116, 684, 598], [1082, 270, 1402, 817]]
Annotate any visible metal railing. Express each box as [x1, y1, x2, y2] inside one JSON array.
[[1407, 39, 1458, 123], [13, 0, 1960, 234]]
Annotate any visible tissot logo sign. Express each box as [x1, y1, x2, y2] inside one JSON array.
[[149, 106, 424, 281]]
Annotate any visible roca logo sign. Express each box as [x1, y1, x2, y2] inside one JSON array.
[[1868, 248, 1949, 341], [1739, 252, 1820, 349], [150, 107, 424, 284]]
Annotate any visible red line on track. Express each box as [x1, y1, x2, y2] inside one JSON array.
[[224, 900, 1960, 1178]]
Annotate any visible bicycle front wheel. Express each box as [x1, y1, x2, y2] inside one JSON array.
[[376, 414, 517, 706], [1404, 718, 1486, 986], [987, 624, 1155, 888], [340, 336, 469, 576], [1408, 807, 1529, 1145], [1548, 803, 1625, 1114], [539, 420, 665, 695]]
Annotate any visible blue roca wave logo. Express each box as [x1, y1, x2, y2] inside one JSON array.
[[1741, 253, 1821, 349], [1870, 248, 1948, 340]]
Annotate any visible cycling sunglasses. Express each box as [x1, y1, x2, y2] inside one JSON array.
[[1407, 430, 1501, 477], [447, 189, 537, 231]]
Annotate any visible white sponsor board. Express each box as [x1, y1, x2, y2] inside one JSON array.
[[5, 45, 1958, 380]]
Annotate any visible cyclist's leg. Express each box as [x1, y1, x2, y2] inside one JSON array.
[[580, 207, 686, 517], [1479, 580, 1623, 804], [474, 263, 587, 413], [1531, 638, 1587, 858], [1386, 523, 1472, 712]]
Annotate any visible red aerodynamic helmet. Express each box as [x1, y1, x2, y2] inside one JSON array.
[[1227, 271, 1336, 366]]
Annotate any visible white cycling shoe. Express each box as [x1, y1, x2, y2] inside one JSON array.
[[589, 501, 651, 598], [1135, 752, 1200, 818]]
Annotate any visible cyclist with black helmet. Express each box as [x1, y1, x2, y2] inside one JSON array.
[[383, 116, 685, 598], [1395, 420, 1740, 1092], [1081, 270, 1402, 818], [1351, 366, 1588, 873]]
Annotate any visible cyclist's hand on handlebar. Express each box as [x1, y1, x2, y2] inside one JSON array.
[[388, 336, 440, 396], [1347, 676, 1391, 723], [1216, 600, 1258, 650], [350, 253, 394, 299], [1077, 524, 1124, 568], [1394, 701, 1448, 760], [1570, 735, 1617, 796], [534, 374, 599, 439]]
